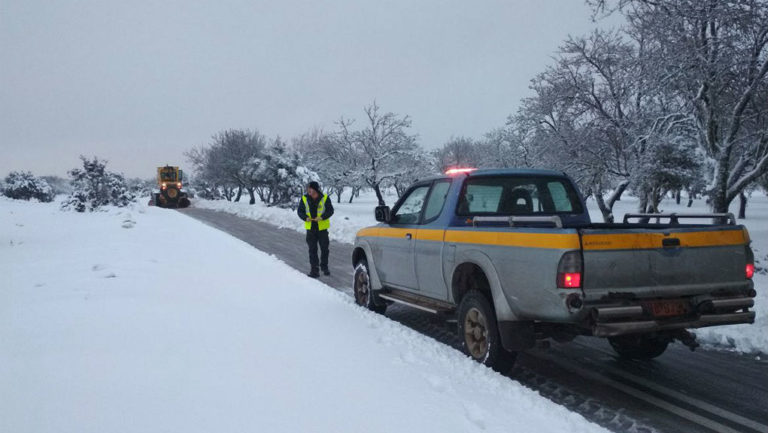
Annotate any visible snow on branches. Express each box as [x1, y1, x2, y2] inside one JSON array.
[[61, 156, 135, 212], [2, 171, 55, 202]]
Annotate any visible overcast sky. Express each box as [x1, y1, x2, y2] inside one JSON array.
[[1, 0, 613, 178]]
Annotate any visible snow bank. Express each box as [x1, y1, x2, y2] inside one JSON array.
[[194, 191, 768, 355], [0, 197, 605, 433]]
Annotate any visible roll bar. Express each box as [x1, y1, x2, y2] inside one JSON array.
[[622, 213, 736, 225]]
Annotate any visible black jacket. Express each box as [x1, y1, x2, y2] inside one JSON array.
[[297, 194, 334, 231]]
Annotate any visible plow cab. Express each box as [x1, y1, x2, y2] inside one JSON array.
[[149, 166, 190, 208]]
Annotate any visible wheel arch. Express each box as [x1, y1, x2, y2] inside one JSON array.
[[450, 249, 519, 321], [351, 240, 384, 291]]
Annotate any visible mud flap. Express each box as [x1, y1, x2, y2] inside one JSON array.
[[498, 321, 536, 351]]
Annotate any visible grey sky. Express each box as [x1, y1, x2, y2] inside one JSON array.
[[1, 0, 611, 178]]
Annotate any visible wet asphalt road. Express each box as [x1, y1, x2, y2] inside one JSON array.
[[180, 207, 768, 433]]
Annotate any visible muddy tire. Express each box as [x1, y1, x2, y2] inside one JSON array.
[[353, 259, 386, 314], [457, 290, 517, 372], [608, 334, 670, 360]]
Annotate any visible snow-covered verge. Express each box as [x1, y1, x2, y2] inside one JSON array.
[[194, 191, 768, 355], [0, 197, 605, 433]]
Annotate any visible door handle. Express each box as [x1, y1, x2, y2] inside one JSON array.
[[405, 233, 412, 240]]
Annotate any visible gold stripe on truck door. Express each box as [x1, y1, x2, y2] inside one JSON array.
[[445, 230, 580, 249]]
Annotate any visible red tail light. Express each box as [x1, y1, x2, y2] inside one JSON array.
[[557, 251, 582, 289], [558, 272, 581, 288], [746, 246, 755, 279]]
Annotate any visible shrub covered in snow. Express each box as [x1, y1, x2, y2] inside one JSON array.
[[2, 171, 55, 202], [61, 156, 136, 212]]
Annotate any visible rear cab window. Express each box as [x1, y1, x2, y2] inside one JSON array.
[[456, 176, 583, 219]]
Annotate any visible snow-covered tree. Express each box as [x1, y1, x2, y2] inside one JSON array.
[[630, 139, 703, 213], [593, 0, 768, 213], [242, 138, 320, 207], [186, 129, 267, 202], [433, 137, 483, 173], [61, 156, 135, 212], [336, 101, 419, 206], [388, 149, 437, 197], [2, 171, 55, 202], [292, 129, 364, 203]]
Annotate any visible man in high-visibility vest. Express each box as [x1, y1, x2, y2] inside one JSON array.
[[296, 181, 334, 278]]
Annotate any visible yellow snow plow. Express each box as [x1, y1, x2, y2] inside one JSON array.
[[149, 166, 190, 208]]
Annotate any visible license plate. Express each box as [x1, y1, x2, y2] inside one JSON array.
[[646, 301, 689, 318]]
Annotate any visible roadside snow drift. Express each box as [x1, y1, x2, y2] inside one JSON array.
[[0, 198, 605, 433]]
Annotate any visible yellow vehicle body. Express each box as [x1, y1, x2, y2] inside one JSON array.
[[151, 166, 190, 208]]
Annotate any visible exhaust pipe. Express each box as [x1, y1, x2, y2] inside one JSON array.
[[698, 298, 754, 313], [592, 306, 644, 321]]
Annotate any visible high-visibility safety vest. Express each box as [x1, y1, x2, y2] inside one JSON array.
[[302, 194, 330, 231]]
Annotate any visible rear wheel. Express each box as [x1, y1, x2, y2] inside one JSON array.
[[608, 333, 670, 360], [457, 290, 517, 372], [353, 259, 386, 314]]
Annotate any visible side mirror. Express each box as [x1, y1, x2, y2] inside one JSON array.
[[375, 205, 391, 223]]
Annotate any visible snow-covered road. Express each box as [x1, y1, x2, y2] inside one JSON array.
[[0, 198, 605, 433]]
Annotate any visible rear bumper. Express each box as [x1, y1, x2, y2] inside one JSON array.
[[593, 311, 755, 337]]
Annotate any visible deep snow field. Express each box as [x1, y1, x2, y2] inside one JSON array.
[[197, 189, 768, 355], [0, 197, 606, 433]]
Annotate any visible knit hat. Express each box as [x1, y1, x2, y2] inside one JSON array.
[[307, 181, 321, 194]]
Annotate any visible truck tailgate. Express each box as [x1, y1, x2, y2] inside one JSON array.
[[580, 226, 750, 299]]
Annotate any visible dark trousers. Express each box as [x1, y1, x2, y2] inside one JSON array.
[[306, 229, 329, 271]]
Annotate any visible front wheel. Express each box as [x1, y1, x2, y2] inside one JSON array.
[[608, 333, 670, 360], [353, 260, 386, 314], [457, 290, 517, 372]]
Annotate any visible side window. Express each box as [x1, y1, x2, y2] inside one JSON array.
[[547, 182, 574, 212], [423, 181, 451, 222], [459, 184, 502, 214], [392, 186, 429, 224]]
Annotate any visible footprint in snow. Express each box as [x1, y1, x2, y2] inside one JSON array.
[[122, 219, 136, 228], [104, 272, 117, 278], [92, 264, 106, 271]]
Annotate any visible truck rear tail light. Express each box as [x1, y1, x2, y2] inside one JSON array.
[[559, 272, 582, 288], [557, 251, 582, 289], [746, 264, 754, 279]]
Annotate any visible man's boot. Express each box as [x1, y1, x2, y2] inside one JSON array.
[[308, 268, 320, 278]]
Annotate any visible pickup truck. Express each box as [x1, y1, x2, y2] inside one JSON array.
[[351, 168, 757, 370]]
